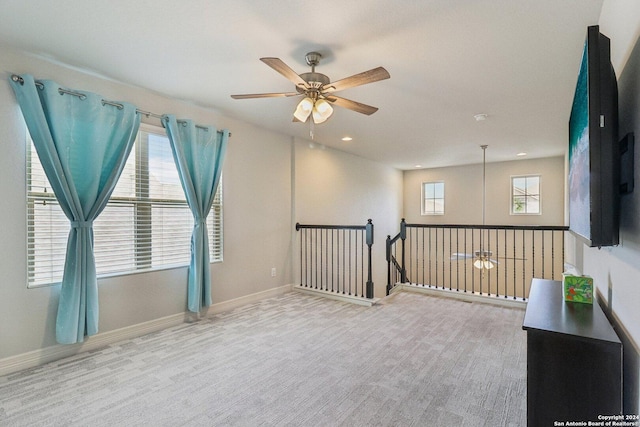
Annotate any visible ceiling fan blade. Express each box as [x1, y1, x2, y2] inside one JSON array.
[[260, 57, 309, 88], [323, 66, 390, 93], [325, 95, 378, 115], [231, 92, 299, 99], [451, 253, 474, 260], [497, 256, 527, 261]]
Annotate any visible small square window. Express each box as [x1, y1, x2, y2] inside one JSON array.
[[511, 175, 541, 215], [422, 181, 444, 215]]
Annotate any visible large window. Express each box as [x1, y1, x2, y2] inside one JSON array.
[[422, 181, 445, 215], [511, 175, 540, 215], [27, 124, 223, 287]]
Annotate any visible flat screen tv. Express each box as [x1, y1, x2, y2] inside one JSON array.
[[568, 25, 619, 247]]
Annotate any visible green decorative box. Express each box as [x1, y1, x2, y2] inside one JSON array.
[[562, 274, 593, 304]]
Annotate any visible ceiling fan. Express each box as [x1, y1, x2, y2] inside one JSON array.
[[451, 250, 499, 270], [231, 52, 390, 125], [450, 145, 525, 270]]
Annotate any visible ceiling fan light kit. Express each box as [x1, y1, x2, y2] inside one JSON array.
[[231, 51, 390, 127], [293, 94, 334, 124], [311, 98, 333, 124], [293, 97, 314, 122], [473, 259, 495, 270]]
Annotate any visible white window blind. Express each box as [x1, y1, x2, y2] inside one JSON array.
[[27, 124, 223, 287]]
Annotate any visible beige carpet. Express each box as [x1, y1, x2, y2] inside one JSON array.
[[0, 290, 526, 426]]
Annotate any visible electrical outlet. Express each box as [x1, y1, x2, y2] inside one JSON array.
[[271, 267, 276, 277]]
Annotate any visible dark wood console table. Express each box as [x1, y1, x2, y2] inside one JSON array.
[[522, 278, 622, 426]]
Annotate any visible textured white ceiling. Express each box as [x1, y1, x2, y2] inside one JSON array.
[[0, 0, 604, 169]]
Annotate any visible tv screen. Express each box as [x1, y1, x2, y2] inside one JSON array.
[[568, 25, 619, 247]]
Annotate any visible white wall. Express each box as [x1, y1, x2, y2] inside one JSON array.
[[294, 140, 404, 298], [600, 0, 640, 73], [0, 45, 293, 360], [403, 156, 565, 226], [564, 1, 640, 412]]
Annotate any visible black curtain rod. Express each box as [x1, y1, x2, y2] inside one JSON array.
[[11, 74, 230, 136]]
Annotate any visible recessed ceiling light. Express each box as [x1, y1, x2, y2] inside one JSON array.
[[414, 164, 422, 168], [474, 113, 488, 121], [517, 152, 527, 157], [341, 136, 353, 141]]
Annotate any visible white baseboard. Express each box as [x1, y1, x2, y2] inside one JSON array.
[[293, 284, 380, 307], [393, 283, 527, 309], [204, 284, 293, 317], [0, 312, 187, 378], [0, 284, 294, 378]]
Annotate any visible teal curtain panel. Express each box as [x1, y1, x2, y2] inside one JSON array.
[[162, 115, 228, 312], [10, 74, 140, 344]]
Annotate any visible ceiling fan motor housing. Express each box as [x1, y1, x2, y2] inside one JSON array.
[[474, 250, 493, 258], [305, 51, 322, 67], [297, 72, 330, 92], [296, 51, 331, 94]]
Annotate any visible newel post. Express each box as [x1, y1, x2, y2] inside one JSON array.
[[386, 234, 392, 295], [400, 218, 407, 283], [365, 219, 374, 299]]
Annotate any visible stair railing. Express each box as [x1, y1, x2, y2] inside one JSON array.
[[387, 219, 568, 300], [296, 219, 374, 299]]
